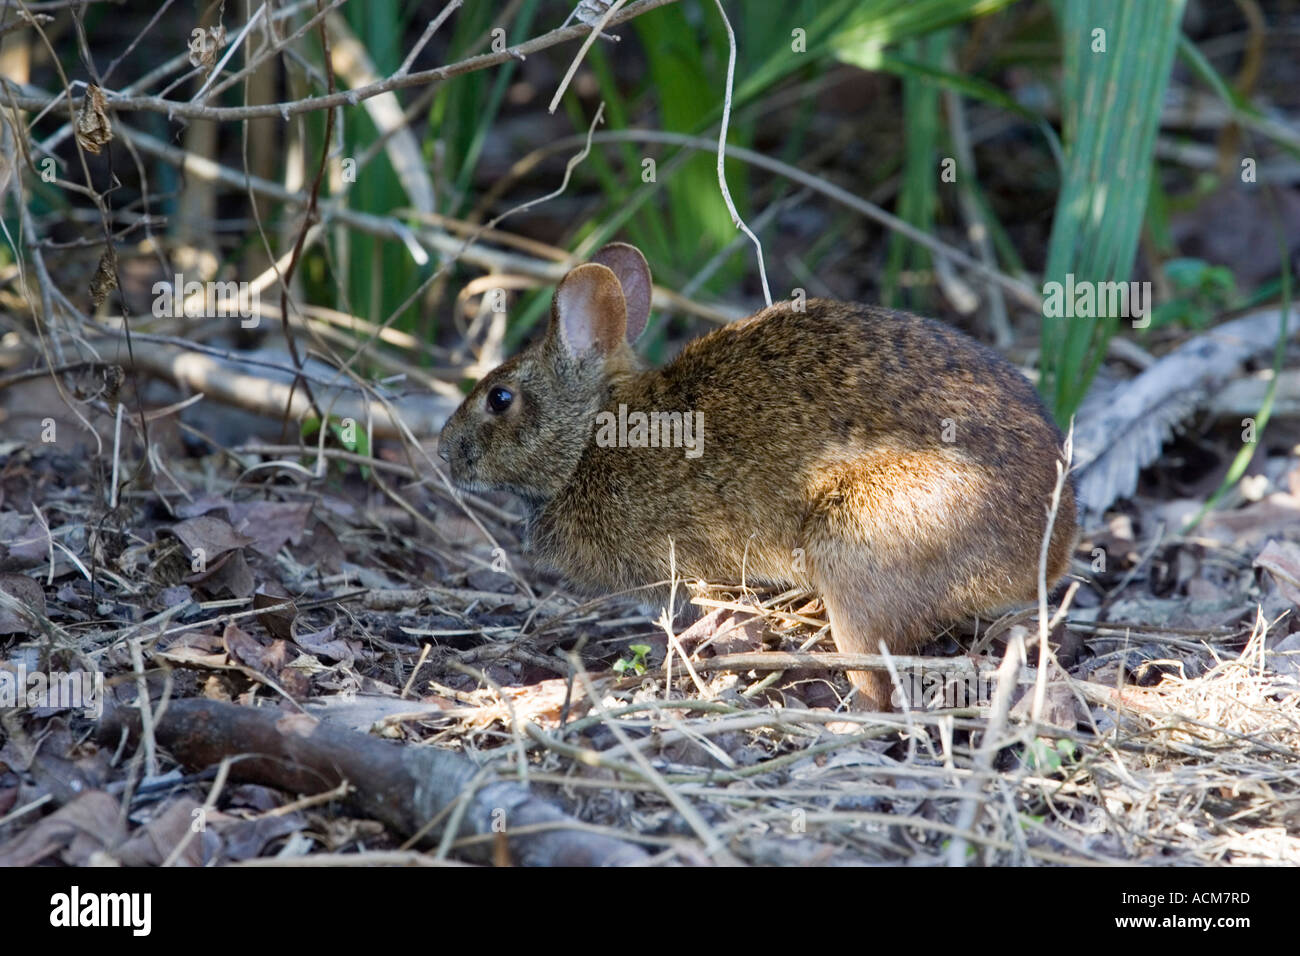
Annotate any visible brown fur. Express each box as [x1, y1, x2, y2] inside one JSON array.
[[439, 244, 1077, 709]]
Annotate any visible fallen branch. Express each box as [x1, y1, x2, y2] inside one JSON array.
[[97, 698, 648, 866]]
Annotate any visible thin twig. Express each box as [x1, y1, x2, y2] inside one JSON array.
[[710, 0, 770, 306], [4, 0, 683, 121], [548, 0, 625, 113], [1032, 423, 1074, 728], [516, 129, 1044, 310]]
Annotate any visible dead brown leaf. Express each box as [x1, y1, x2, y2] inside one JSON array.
[[185, 547, 255, 598], [74, 84, 112, 154], [230, 501, 312, 558], [0, 789, 123, 866], [0, 572, 45, 635], [115, 797, 205, 866], [89, 247, 118, 308], [293, 622, 361, 662], [0, 513, 47, 568], [1255, 539, 1300, 608], [255, 586, 298, 641], [170, 514, 255, 561]]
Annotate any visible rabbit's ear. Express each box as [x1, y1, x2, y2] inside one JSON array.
[[589, 242, 651, 342], [553, 263, 628, 360]]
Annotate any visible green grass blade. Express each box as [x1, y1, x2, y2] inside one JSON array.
[[1041, 0, 1187, 422], [882, 32, 947, 311]]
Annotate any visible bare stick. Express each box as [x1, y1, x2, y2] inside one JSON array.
[[944, 626, 1026, 866], [548, 0, 626, 113], [160, 757, 232, 867], [190, 3, 267, 103], [398, 0, 463, 76], [6, 0, 682, 121], [109, 400, 124, 508], [517, 129, 1043, 310], [128, 637, 158, 779], [489, 102, 605, 225], [711, 0, 771, 306], [1031, 423, 1074, 728], [568, 656, 732, 862]]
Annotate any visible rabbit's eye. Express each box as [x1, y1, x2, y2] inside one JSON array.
[[486, 386, 514, 414]]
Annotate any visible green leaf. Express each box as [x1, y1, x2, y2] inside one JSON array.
[[1041, 0, 1188, 422], [875, 52, 1064, 168], [613, 643, 653, 677], [882, 32, 947, 311], [831, 0, 1019, 70], [1023, 737, 1063, 773]]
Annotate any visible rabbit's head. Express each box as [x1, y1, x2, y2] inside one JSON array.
[[438, 243, 651, 504]]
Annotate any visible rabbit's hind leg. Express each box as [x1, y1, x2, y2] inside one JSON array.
[[800, 447, 979, 710], [803, 546, 931, 711]]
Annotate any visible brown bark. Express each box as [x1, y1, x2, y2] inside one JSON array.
[[98, 698, 646, 866]]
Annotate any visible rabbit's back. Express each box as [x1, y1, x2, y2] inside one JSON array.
[[531, 300, 1075, 598]]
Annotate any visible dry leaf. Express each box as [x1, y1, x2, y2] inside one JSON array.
[[0, 572, 45, 635], [115, 798, 205, 866], [254, 587, 297, 641], [0, 790, 123, 866], [230, 501, 312, 557], [185, 547, 255, 598], [1011, 661, 1083, 730], [75, 84, 112, 154], [187, 25, 227, 72], [293, 622, 360, 663], [89, 246, 118, 307], [170, 514, 256, 559], [1255, 539, 1300, 607]]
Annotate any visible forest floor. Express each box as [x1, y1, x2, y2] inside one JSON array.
[[1, 369, 1297, 865]]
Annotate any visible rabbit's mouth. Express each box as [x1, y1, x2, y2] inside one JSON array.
[[444, 456, 509, 499], [450, 474, 489, 494], [437, 444, 477, 491], [443, 458, 486, 494], [437, 429, 482, 488]]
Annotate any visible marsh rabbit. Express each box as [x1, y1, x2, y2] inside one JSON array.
[[439, 243, 1077, 708]]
